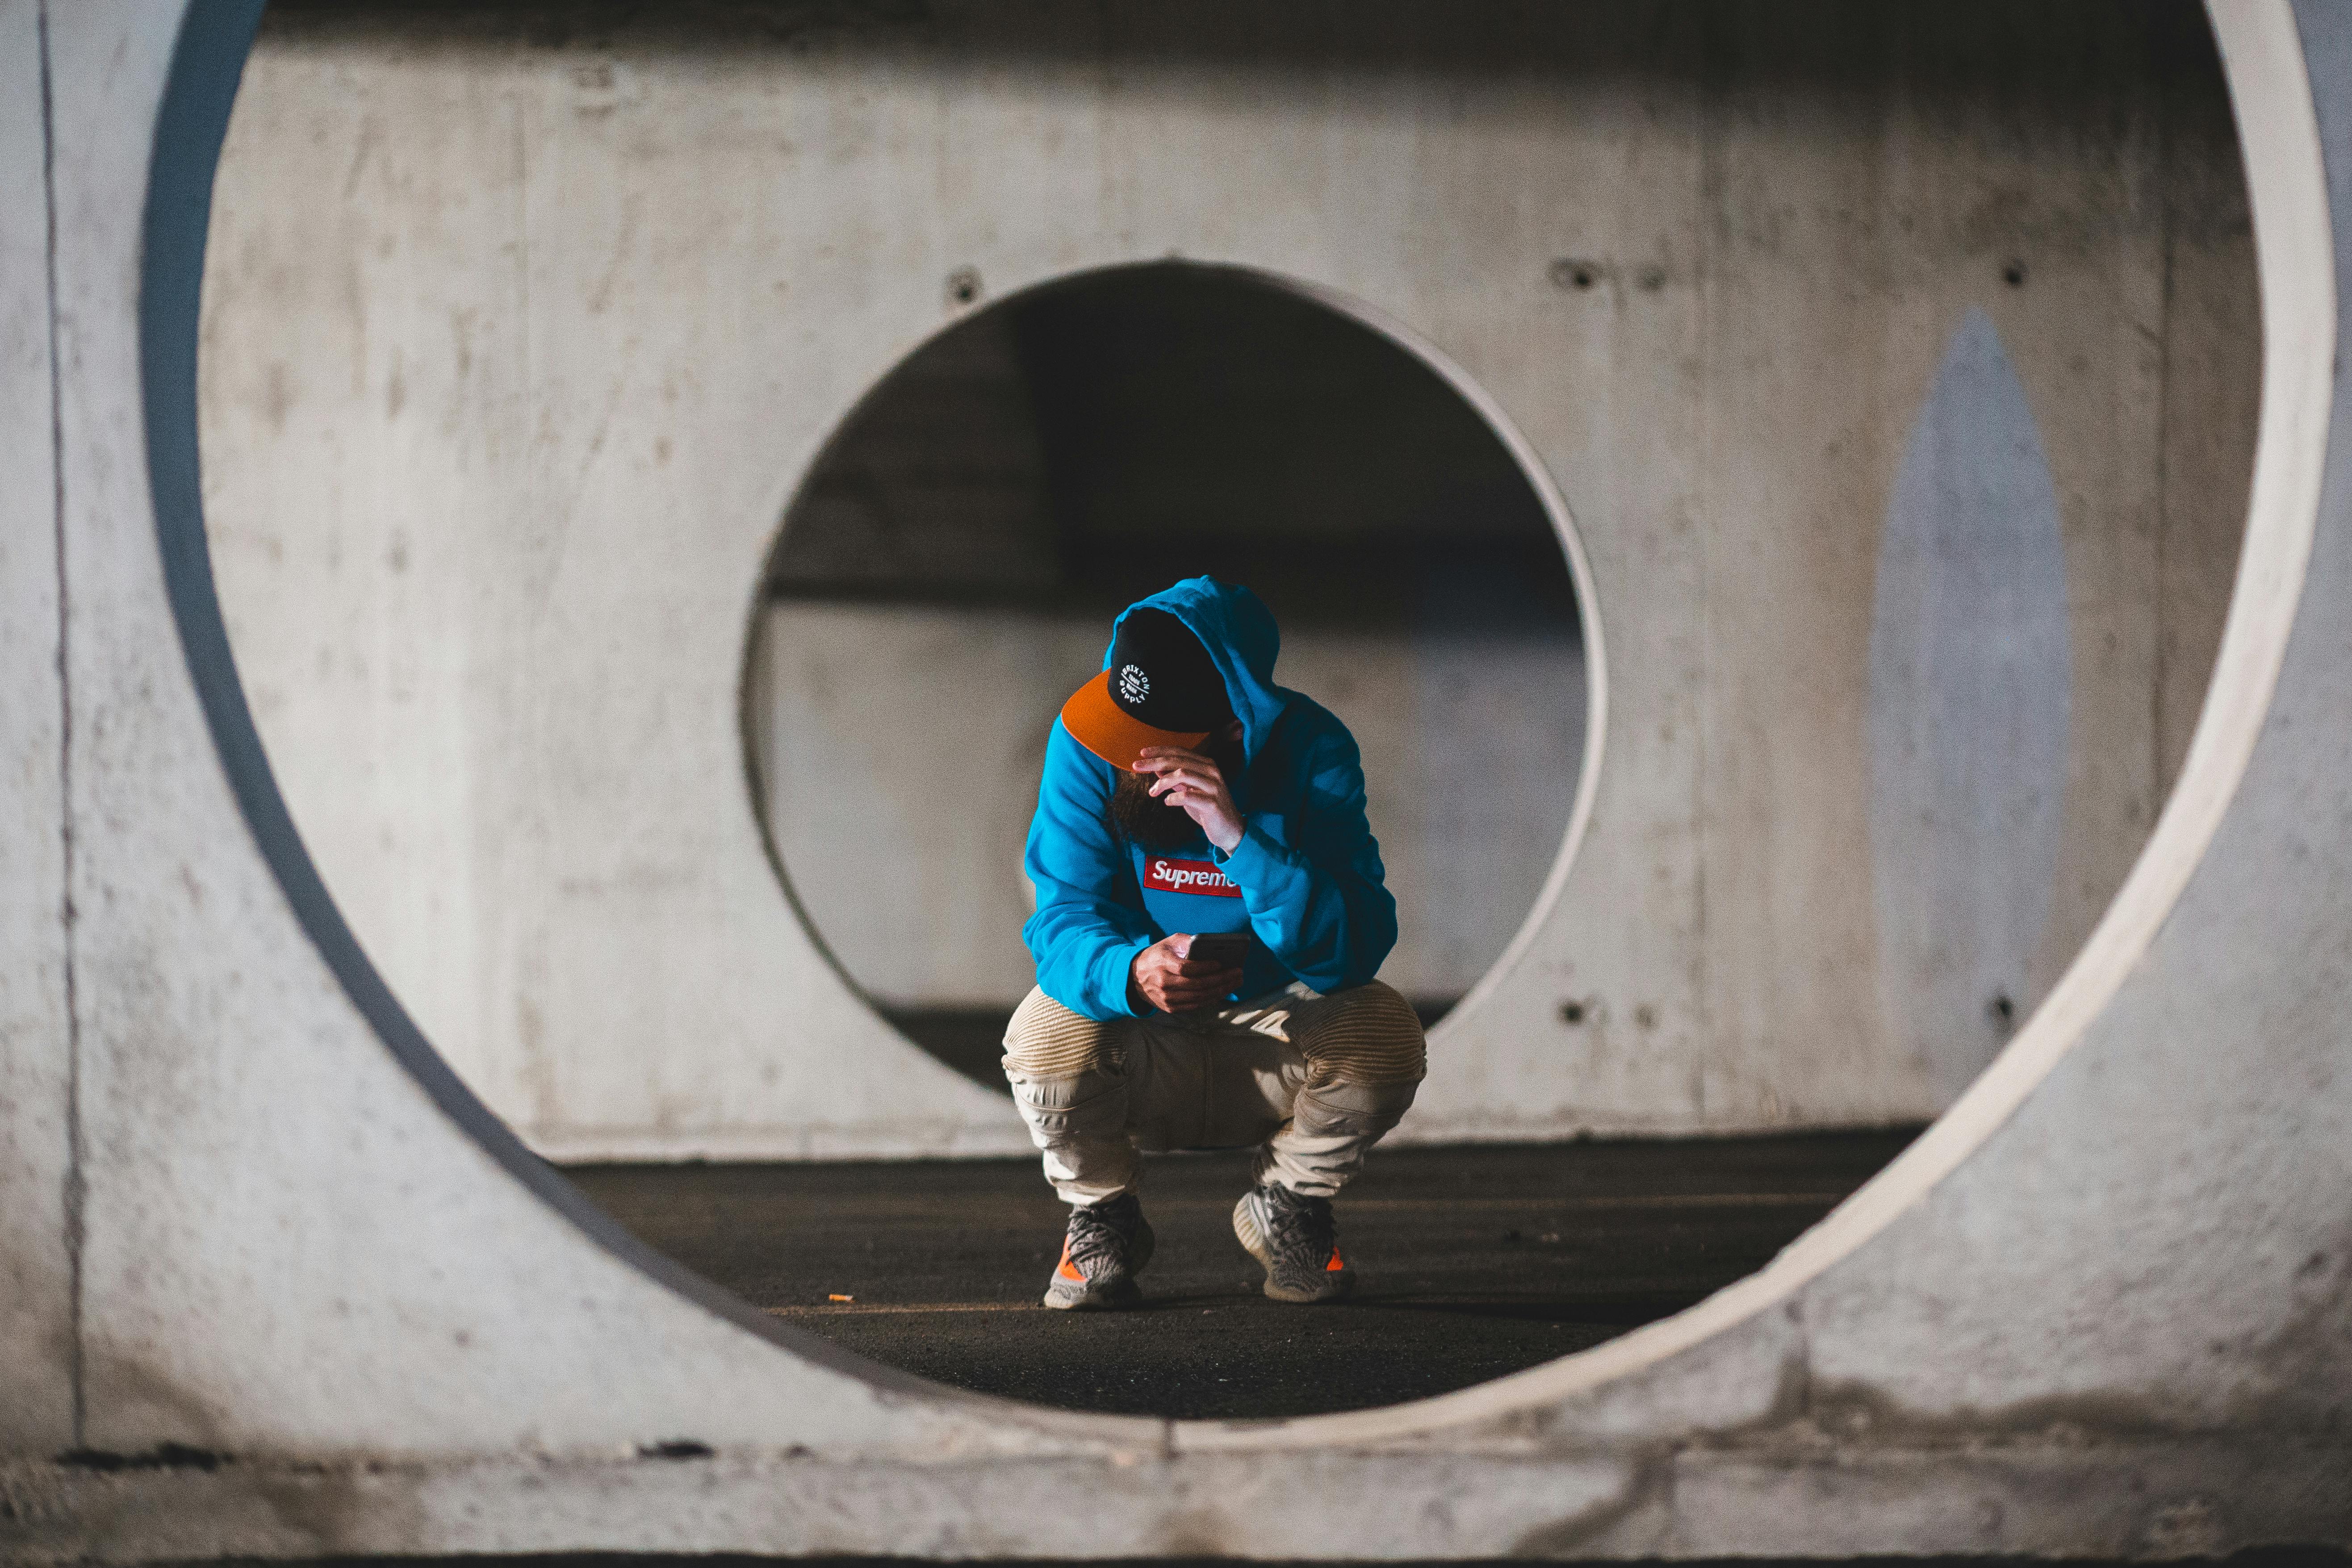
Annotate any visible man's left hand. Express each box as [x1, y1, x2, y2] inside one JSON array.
[[1134, 745, 1244, 852]]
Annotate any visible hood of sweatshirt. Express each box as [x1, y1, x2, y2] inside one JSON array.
[[1101, 576, 1289, 765]]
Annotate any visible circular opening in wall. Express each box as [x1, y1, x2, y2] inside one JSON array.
[[192, 0, 2268, 1432], [744, 261, 1590, 1087]]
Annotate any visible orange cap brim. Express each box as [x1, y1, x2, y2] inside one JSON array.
[[1059, 670, 1210, 773]]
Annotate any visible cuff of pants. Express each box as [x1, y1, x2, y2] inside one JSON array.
[[1010, 1068, 1136, 1206], [1254, 1078, 1418, 1199]]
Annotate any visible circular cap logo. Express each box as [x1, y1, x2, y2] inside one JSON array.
[[1117, 663, 1151, 705]]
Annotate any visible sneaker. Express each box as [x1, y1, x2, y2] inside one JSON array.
[[1042, 1191, 1156, 1311], [1232, 1183, 1354, 1303]]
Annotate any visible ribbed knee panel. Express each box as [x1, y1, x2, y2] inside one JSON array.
[[1003, 987, 1121, 1079], [1295, 981, 1427, 1088]]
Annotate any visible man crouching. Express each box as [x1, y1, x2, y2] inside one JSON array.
[[1006, 576, 1426, 1309]]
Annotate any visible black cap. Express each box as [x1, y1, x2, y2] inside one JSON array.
[[1107, 608, 1230, 731]]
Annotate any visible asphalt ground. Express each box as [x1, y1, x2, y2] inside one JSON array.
[[565, 1130, 1917, 1422]]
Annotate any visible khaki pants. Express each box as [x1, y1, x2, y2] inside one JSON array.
[[1001, 980, 1427, 1205]]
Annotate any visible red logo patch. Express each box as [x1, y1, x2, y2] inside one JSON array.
[[1143, 857, 1241, 898]]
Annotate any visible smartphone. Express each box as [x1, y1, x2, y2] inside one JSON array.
[[1185, 932, 1251, 970]]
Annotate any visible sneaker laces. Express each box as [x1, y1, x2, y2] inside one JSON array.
[[1259, 1183, 1335, 1266], [1066, 1192, 1142, 1279]]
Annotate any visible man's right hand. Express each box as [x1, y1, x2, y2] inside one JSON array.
[[1128, 933, 1245, 1015]]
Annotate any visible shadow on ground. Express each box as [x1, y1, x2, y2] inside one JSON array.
[[565, 1130, 1917, 1421]]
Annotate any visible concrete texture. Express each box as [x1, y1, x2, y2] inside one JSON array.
[[31, 0, 1112, 1468], [1, 0, 2349, 1560], [1869, 307, 2072, 1103], [192, 0, 2259, 1158], [0, 0, 75, 1456]]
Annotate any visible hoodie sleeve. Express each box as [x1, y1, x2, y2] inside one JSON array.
[[1021, 721, 1161, 1020], [1215, 715, 1398, 993]]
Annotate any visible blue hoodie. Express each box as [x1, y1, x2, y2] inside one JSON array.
[[1022, 577, 1398, 1019]]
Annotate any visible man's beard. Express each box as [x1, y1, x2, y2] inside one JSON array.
[[1110, 769, 1204, 851], [1107, 734, 1243, 852]]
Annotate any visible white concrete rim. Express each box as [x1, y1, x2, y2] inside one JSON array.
[[156, 1, 2325, 1452], [1177, 0, 2333, 1450], [740, 256, 1609, 1060]]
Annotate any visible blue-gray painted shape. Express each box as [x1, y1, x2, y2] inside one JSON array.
[[1868, 306, 2072, 1107]]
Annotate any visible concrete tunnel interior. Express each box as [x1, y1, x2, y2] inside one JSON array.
[[181, 0, 2265, 1423], [751, 260, 1587, 1086]]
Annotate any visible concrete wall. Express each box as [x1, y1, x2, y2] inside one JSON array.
[[0, 0, 75, 1454], [5, 0, 2352, 1556], [196, 0, 2258, 1156]]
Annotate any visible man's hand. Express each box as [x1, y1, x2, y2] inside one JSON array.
[[1128, 933, 1245, 1015], [1134, 745, 1244, 852]]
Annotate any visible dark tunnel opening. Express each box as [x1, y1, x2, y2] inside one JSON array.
[[749, 261, 1587, 1087]]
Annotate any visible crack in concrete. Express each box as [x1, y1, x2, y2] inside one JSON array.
[[35, 0, 88, 1456], [1505, 1447, 1675, 1556]]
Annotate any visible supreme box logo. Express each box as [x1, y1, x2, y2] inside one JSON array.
[[1143, 857, 1241, 898]]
